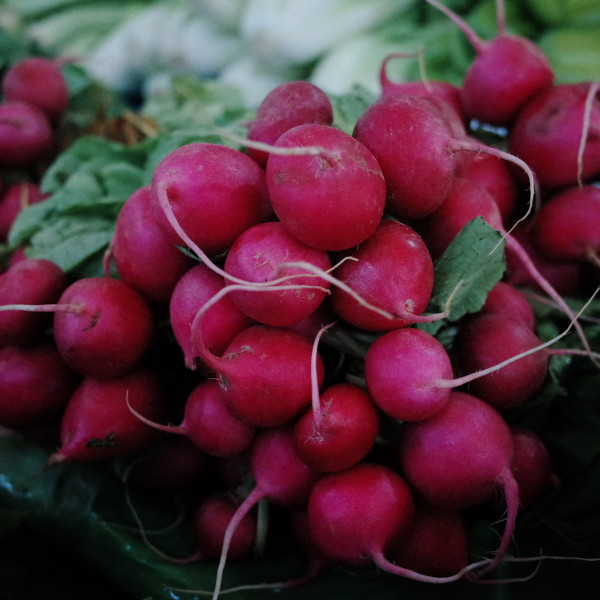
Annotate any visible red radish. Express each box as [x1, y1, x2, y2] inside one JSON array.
[[454, 147, 519, 225], [0, 257, 67, 347], [193, 491, 258, 561], [306, 462, 481, 583], [293, 383, 380, 472], [379, 53, 464, 123], [169, 264, 253, 370], [52, 277, 155, 379], [505, 224, 582, 297], [418, 176, 504, 260], [128, 378, 256, 457], [330, 219, 437, 331], [530, 184, 600, 267], [2, 56, 69, 122], [222, 221, 331, 327], [397, 391, 519, 577], [110, 185, 194, 304], [47, 367, 164, 464], [0, 181, 47, 242], [150, 142, 270, 255], [195, 324, 325, 428], [364, 327, 454, 422], [353, 93, 458, 221], [509, 427, 558, 509], [265, 123, 386, 251], [387, 504, 471, 578], [0, 341, 78, 430], [452, 313, 549, 410], [425, 0, 553, 126], [211, 426, 322, 600], [509, 82, 600, 190], [245, 80, 334, 167], [479, 281, 536, 330], [0, 100, 54, 167], [128, 437, 212, 490]]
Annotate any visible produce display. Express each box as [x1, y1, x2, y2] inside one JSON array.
[[1, 1, 599, 599]]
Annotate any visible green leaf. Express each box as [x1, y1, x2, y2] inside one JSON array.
[[329, 84, 376, 134], [419, 217, 506, 335]]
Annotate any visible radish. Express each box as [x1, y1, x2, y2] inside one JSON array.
[[210, 426, 322, 600], [387, 503, 471, 578], [110, 185, 195, 304], [479, 281, 536, 330], [452, 313, 549, 410], [0, 181, 47, 242], [508, 82, 600, 190], [530, 184, 600, 267], [364, 327, 454, 422], [2, 56, 69, 122], [169, 263, 253, 370], [0, 341, 78, 430], [52, 277, 155, 379], [0, 100, 55, 167], [245, 80, 333, 167], [509, 426, 558, 509], [293, 382, 380, 472], [194, 324, 325, 428], [398, 391, 519, 577], [265, 123, 386, 251], [48, 366, 164, 464], [306, 461, 484, 583], [0, 257, 67, 347], [330, 219, 438, 331], [223, 220, 332, 327], [127, 378, 256, 457], [193, 491, 258, 561], [425, 0, 553, 126], [150, 142, 270, 255]]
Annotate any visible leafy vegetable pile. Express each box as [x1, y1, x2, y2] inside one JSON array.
[[1, 2, 600, 600]]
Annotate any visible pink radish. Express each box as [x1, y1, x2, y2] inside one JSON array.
[[0, 341, 78, 430], [223, 220, 332, 327], [293, 382, 380, 472], [169, 263, 253, 369], [195, 324, 325, 428], [110, 185, 194, 304], [127, 378, 256, 457], [425, 0, 553, 126], [306, 461, 485, 583], [508, 82, 600, 190], [397, 390, 519, 577], [530, 184, 600, 267], [452, 313, 549, 410], [52, 277, 155, 379], [387, 503, 471, 578], [48, 366, 164, 464], [150, 142, 270, 255], [330, 219, 437, 331], [265, 123, 386, 251], [0, 100, 54, 167], [245, 80, 333, 167], [2, 56, 69, 122], [479, 281, 536, 330], [0, 257, 67, 347]]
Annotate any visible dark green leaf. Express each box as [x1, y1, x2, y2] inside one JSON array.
[[329, 84, 376, 135]]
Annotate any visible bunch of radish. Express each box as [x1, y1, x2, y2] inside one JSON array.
[[1, 0, 599, 596]]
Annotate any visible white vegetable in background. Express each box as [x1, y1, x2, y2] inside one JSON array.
[[83, 1, 243, 91], [240, 0, 416, 68], [219, 54, 303, 108], [309, 27, 418, 96]]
